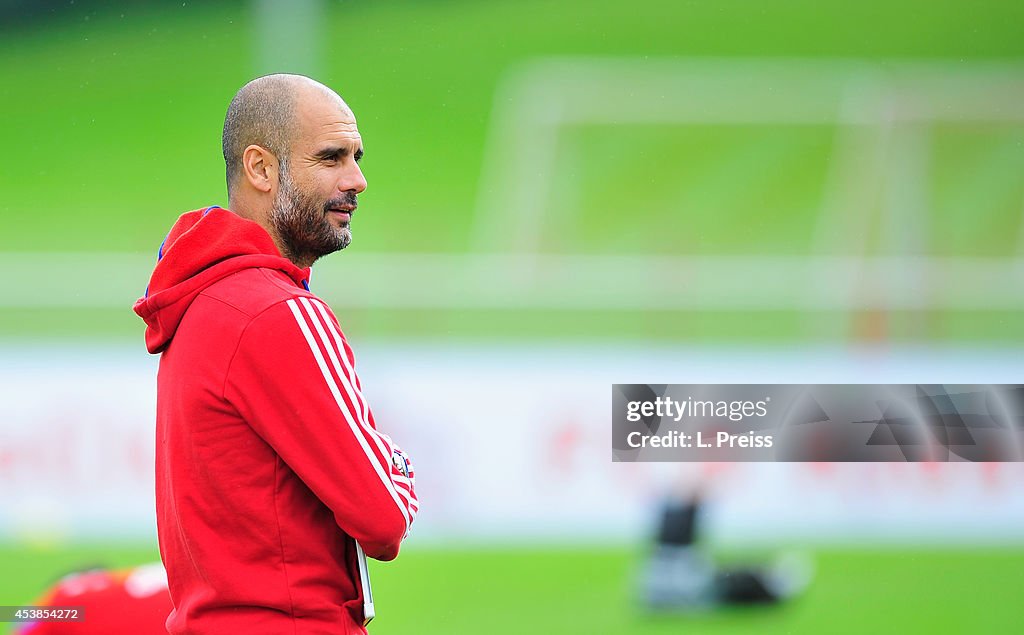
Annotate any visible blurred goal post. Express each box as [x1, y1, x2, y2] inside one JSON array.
[[469, 58, 1024, 336]]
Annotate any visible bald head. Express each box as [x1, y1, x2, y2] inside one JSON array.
[[222, 74, 345, 194], [219, 74, 367, 268]]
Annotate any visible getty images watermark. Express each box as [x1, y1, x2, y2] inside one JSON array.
[[612, 385, 1024, 462]]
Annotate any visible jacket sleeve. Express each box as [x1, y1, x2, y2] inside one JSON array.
[[223, 295, 418, 561]]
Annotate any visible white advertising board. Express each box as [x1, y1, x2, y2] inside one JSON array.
[[1, 343, 1022, 545]]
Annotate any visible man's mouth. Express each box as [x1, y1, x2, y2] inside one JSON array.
[[327, 205, 355, 223]]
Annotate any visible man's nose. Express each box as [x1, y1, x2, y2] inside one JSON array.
[[341, 163, 367, 195]]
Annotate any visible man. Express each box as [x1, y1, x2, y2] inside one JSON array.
[[133, 74, 418, 634]]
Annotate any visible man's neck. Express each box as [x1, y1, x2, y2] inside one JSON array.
[[227, 195, 302, 266]]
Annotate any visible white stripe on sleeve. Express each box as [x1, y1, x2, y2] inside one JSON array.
[[306, 299, 397, 470], [285, 299, 411, 532], [299, 298, 396, 470]]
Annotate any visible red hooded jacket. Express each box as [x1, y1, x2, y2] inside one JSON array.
[[134, 207, 417, 635]]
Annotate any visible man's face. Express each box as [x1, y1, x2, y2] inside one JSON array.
[[270, 90, 367, 266]]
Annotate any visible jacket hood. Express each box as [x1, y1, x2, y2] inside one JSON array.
[[133, 206, 310, 354]]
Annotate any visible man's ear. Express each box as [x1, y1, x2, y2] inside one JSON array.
[[241, 144, 279, 193]]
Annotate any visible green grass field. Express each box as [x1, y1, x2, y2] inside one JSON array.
[[2, 543, 1022, 634], [3, 0, 1023, 255], [1, 0, 1023, 342]]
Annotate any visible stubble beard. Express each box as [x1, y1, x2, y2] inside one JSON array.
[[270, 166, 353, 267]]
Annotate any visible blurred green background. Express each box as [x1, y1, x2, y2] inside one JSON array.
[[2, 1, 1023, 634], [1, 0, 1022, 342]]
